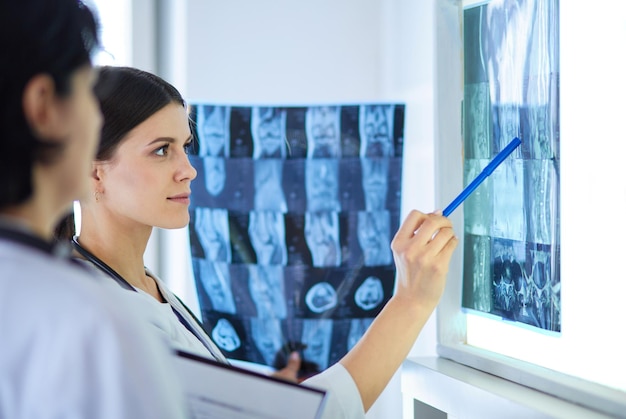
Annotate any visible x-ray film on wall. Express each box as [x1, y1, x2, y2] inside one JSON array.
[[187, 104, 404, 373], [462, 0, 560, 333]]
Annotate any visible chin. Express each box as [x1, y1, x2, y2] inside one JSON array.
[[159, 215, 190, 230]]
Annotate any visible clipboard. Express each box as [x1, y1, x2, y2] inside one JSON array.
[[174, 350, 327, 419]]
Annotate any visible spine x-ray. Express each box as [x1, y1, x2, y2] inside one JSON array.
[[462, 0, 561, 333], [187, 104, 405, 373]]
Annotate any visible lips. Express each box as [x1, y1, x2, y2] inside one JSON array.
[[167, 193, 191, 204]]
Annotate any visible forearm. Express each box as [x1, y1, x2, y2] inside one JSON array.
[[338, 210, 457, 412], [339, 295, 434, 412]]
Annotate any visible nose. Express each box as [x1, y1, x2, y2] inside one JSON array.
[[177, 154, 198, 182]]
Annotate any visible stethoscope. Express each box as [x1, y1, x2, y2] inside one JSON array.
[[71, 235, 228, 363], [71, 236, 135, 291]]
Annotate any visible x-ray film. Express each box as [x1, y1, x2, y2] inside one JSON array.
[[188, 103, 405, 371], [462, 0, 560, 333]]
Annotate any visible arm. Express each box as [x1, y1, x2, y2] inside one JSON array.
[[339, 210, 458, 412]]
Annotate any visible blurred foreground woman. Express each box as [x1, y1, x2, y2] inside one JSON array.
[[0, 1, 187, 417]]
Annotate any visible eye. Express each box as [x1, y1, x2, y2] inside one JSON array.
[[183, 140, 194, 155], [154, 144, 169, 156]]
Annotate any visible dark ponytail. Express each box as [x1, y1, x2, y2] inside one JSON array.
[[54, 212, 77, 243]]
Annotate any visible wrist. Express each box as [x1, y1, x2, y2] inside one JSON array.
[[387, 293, 437, 327], [391, 286, 439, 315]]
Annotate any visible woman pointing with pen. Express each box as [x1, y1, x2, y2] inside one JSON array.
[[56, 65, 458, 417]]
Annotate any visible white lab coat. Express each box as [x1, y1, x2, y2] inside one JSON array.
[[81, 261, 365, 419], [0, 231, 189, 419]]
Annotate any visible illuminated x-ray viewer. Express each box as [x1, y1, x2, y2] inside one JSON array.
[[442, 137, 521, 217]]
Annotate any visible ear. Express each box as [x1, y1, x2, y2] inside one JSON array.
[[22, 74, 64, 140], [91, 161, 106, 195], [91, 161, 102, 181]]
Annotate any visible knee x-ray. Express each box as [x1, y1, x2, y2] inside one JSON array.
[[462, 0, 560, 333], [188, 103, 405, 370]]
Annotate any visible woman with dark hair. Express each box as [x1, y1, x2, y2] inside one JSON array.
[[0, 2, 187, 418], [61, 65, 458, 418], [65, 66, 231, 360]]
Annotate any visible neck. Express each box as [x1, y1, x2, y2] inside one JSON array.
[[78, 204, 155, 293], [1, 197, 69, 241]]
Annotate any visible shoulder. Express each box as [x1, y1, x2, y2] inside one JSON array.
[[303, 363, 365, 419], [0, 241, 166, 350], [1, 243, 122, 336], [0, 241, 188, 418]]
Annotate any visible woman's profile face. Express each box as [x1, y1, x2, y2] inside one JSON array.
[[96, 102, 197, 230], [55, 66, 102, 206]]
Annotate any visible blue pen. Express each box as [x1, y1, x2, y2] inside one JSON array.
[[442, 137, 522, 217]]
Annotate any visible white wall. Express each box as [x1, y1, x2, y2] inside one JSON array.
[[183, 0, 381, 103], [156, 1, 438, 417]]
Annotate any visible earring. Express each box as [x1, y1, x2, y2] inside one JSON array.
[[94, 190, 100, 202]]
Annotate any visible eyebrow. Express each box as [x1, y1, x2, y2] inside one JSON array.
[[147, 135, 194, 146]]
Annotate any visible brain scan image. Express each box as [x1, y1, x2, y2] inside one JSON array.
[[305, 282, 338, 314], [354, 276, 384, 311], [212, 318, 241, 352]]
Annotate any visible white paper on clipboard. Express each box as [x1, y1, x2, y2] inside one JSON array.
[[174, 350, 327, 419]]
